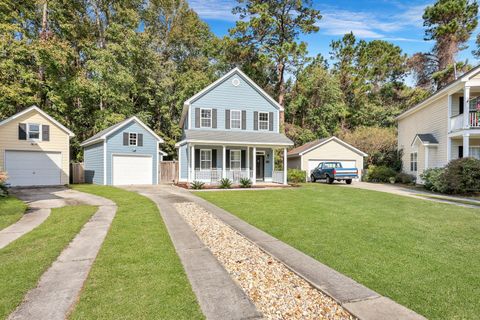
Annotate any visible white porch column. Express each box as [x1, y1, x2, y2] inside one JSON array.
[[463, 134, 470, 157], [190, 144, 195, 181], [447, 94, 452, 132], [464, 86, 470, 128], [252, 147, 256, 185], [222, 145, 226, 179], [447, 137, 452, 162], [246, 147, 250, 179], [424, 146, 429, 170], [283, 148, 287, 185]]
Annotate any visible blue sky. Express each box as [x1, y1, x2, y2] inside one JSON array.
[[188, 0, 479, 64]]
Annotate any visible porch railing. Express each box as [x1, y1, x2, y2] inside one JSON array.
[[193, 169, 222, 183], [225, 170, 252, 183], [470, 111, 480, 127], [272, 171, 285, 184], [450, 114, 463, 131], [450, 111, 480, 130]]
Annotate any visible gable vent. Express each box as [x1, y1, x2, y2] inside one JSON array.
[[232, 78, 240, 86]]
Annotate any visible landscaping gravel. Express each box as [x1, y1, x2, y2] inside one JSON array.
[[174, 202, 354, 320]]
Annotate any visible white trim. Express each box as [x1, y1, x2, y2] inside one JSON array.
[[283, 148, 287, 185], [175, 139, 292, 147], [0, 105, 75, 137], [258, 112, 269, 131], [230, 109, 242, 129], [200, 108, 212, 128], [177, 146, 182, 182], [252, 147, 256, 185], [222, 146, 226, 179], [80, 116, 164, 147], [293, 137, 368, 157], [159, 149, 168, 156], [411, 135, 439, 147], [179, 67, 283, 128], [103, 140, 107, 185], [156, 142, 159, 184], [128, 132, 138, 146], [111, 153, 154, 185], [424, 146, 429, 170]]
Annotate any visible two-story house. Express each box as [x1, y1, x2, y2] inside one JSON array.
[[176, 68, 293, 185], [397, 66, 480, 182]]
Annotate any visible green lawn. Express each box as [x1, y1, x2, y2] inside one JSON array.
[[0, 196, 27, 230], [69, 185, 203, 320], [197, 184, 480, 320], [0, 205, 96, 319]]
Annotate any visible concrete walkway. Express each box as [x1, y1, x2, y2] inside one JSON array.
[[336, 181, 480, 209], [7, 187, 117, 320], [123, 185, 262, 320], [128, 185, 425, 320]]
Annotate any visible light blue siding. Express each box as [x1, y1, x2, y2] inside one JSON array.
[[179, 144, 188, 180], [189, 71, 279, 132], [105, 121, 158, 185], [84, 142, 104, 184]]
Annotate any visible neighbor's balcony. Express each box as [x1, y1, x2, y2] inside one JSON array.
[[450, 111, 480, 132]]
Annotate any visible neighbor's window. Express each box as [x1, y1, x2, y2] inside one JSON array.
[[410, 152, 418, 172], [200, 149, 212, 170], [231, 110, 241, 129], [201, 109, 212, 128], [28, 123, 40, 140], [258, 112, 268, 130], [230, 150, 241, 170], [470, 146, 480, 160], [129, 133, 137, 146]]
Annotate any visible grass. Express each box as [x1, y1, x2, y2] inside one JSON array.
[[0, 196, 27, 230], [418, 194, 480, 207], [197, 183, 480, 320], [0, 205, 97, 319], [69, 185, 203, 320]]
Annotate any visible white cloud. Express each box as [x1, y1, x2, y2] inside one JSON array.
[[188, 0, 237, 21]]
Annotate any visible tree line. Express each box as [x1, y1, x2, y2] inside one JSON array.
[[1, 0, 479, 160]]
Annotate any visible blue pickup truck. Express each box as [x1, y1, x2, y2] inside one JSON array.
[[310, 161, 359, 184]]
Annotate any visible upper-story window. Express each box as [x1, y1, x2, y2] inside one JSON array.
[[258, 112, 269, 130], [410, 152, 418, 172], [201, 108, 212, 128], [231, 110, 241, 129], [129, 133, 137, 146], [28, 123, 40, 140]]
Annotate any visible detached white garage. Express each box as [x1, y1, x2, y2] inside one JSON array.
[[112, 155, 153, 185], [287, 137, 367, 181]]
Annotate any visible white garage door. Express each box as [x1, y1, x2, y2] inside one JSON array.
[[112, 155, 153, 185], [5, 151, 62, 186], [308, 160, 357, 181]]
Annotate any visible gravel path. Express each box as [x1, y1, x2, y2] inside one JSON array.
[[174, 202, 354, 320]]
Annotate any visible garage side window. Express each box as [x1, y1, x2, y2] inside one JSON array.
[[410, 152, 418, 172], [28, 123, 40, 140]]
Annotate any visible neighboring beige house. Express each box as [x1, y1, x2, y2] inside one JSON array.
[[0, 106, 75, 186], [397, 66, 480, 182], [287, 136, 367, 181]]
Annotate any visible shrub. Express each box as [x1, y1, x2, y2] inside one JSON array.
[[287, 169, 306, 183], [190, 181, 204, 190], [239, 177, 252, 188], [395, 172, 415, 185], [442, 157, 480, 194], [421, 168, 446, 192], [364, 165, 397, 183], [0, 171, 8, 197], [219, 178, 232, 189]]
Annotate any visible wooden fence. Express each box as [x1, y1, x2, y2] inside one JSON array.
[[159, 161, 178, 184], [71, 162, 85, 184]]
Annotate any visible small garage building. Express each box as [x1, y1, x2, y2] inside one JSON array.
[[0, 106, 75, 186], [287, 137, 367, 181], [81, 117, 164, 185]]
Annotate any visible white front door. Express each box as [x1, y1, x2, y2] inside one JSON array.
[[112, 155, 153, 185], [5, 150, 62, 186]]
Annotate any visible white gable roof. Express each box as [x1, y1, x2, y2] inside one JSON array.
[[288, 136, 368, 157], [0, 105, 75, 137], [80, 116, 164, 147], [179, 67, 283, 128]]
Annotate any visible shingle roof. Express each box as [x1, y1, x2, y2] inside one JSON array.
[[412, 133, 439, 146], [287, 138, 328, 156], [81, 121, 127, 145], [179, 130, 293, 146]]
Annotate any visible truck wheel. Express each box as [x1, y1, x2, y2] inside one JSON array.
[[327, 176, 334, 184], [310, 175, 316, 183], [346, 179, 352, 185]]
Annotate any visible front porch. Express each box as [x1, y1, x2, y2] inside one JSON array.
[[184, 144, 288, 185]]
